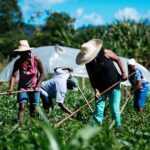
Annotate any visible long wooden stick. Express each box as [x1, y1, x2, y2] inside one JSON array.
[[120, 87, 132, 114], [70, 71, 93, 112], [55, 72, 136, 128], [77, 85, 94, 112], [0, 90, 34, 95], [120, 96, 132, 114], [55, 80, 120, 128]]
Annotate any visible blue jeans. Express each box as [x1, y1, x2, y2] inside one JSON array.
[[18, 91, 40, 105], [93, 85, 121, 127], [40, 94, 53, 110], [17, 91, 40, 117], [134, 85, 149, 109]]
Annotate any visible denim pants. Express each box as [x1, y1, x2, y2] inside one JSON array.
[[18, 91, 40, 105], [134, 84, 149, 109], [40, 94, 53, 110], [93, 85, 121, 127], [17, 91, 40, 116]]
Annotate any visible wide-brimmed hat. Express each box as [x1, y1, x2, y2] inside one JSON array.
[[128, 58, 136, 66], [76, 39, 103, 65], [14, 40, 34, 52]]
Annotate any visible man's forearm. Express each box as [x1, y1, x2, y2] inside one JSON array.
[[58, 103, 72, 114], [117, 58, 126, 75]]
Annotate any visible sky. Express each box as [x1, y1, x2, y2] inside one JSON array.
[[18, 0, 150, 28]]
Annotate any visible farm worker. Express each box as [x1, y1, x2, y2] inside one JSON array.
[[40, 67, 78, 114], [127, 58, 150, 113], [8, 40, 44, 123], [76, 39, 127, 127]]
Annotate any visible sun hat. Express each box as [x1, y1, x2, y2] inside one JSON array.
[[14, 40, 34, 52], [76, 39, 103, 65], [67, 77, 78, 90], [128, 58, 136, 66]]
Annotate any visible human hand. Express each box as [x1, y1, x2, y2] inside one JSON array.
[[34, 86, 40, 91], [7, 89, 13, 95], [71, 114, 78, 120], [121, 73, 127, 81], [95, 89, 101, 99], [71, 114, 83, 121], [127, 94, 132, 99], [68, 68, 73, 72]]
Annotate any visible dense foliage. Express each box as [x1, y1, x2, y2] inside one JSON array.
[[0, 0, 150, 69], [0, 0, 23, 34], [0, 0, 25, 59], [0, 85, 150, 149]]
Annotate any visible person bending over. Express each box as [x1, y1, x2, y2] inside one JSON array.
[[40, 67, 78, 114], [128, 58, 150, 113]]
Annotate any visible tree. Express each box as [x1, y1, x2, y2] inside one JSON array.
[[104, 20, 150, 68], [0, 0, 24, 60], [0, 0, 23, 34], [31, 12, 76, 47], [73, 25, 106, 48]]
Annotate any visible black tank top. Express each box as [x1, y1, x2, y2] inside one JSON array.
[[86, 49, 121, 92]]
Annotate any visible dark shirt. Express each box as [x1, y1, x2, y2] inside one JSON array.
[[86, 49, 121, 92]]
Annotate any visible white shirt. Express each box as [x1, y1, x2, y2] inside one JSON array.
[[40, 68, 69, 103]]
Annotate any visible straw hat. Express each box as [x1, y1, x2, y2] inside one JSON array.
[[76, 39, 103, 65], [128, 58, 136, 66], [14, 40, 34, 52]]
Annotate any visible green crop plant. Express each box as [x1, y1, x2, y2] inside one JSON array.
[[0, 87, 150, 149]]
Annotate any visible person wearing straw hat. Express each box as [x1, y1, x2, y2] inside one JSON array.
[[8, 40, 44, 123], [127, 58, 150, 113], [40, 67, 78, 114], [76, 39, 127, 127]]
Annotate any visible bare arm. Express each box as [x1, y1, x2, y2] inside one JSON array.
[[58, 103, 72, 114], [131, 80, 142, 93], [9, 61, 19, 92], [104, 49, 127, 81], [35, 57, 44, 91], [128, 80, 141, 98]]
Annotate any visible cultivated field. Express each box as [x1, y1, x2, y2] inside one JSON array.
[[0, 84, 150, 150]]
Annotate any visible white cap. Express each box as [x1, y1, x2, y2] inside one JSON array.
[[128, 58, 136, 65]]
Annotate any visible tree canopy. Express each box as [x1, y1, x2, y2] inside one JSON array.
[[0, 3, 150, 69], [0, 0, 24, 60], [0, 0, 23, 34]]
